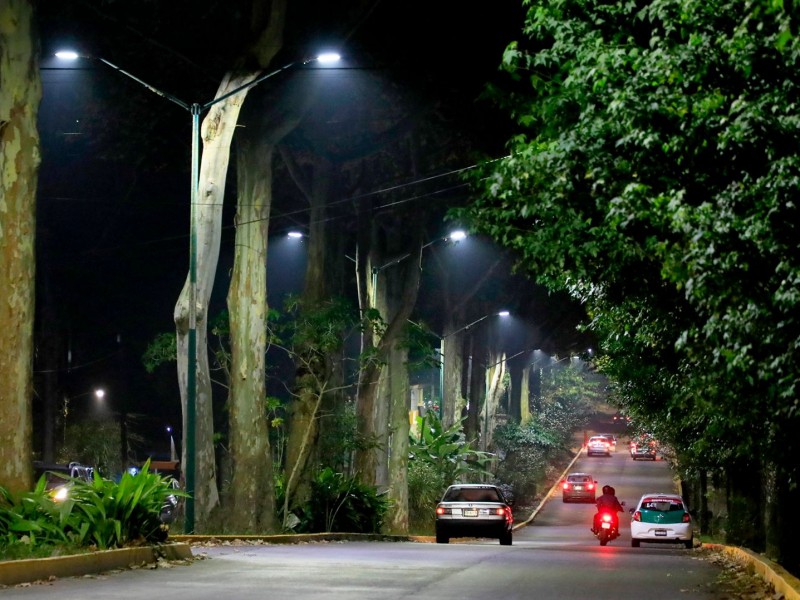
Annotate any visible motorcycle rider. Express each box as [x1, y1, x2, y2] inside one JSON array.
[[593, 485, 624, 534]]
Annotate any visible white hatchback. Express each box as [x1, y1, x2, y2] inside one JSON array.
[[630, 493, 694, 549]]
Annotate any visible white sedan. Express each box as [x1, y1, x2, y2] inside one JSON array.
[[630, 493, 694, 549]]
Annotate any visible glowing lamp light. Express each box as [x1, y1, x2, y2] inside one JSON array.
[[316, 53, 341, 64], [287, 231, 303, 239], [449, 230, 467, 241], [498, 310, 510, 317], [55, 50, 79, 60]]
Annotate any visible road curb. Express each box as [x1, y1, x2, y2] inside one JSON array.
[[0, 543, 193, 587], [514, 445, 584, 529], [171, 532, 415, 545], [703, 543, 800, 600]]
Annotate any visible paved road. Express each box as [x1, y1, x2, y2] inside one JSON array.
[[2, 443, 731, 599]]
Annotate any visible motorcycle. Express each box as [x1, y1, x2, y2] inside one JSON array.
[[592, 501, 625, 546]]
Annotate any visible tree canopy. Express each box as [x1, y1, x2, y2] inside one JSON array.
[[462, 0, 799, 495]]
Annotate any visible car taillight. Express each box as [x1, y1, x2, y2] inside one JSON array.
[[682, 513, 691, 523], [587, 483, 595, 490], [436, 506, 451, 515], [562, 482, 570, 490], [496, 508, 506, 516], [632, 511, 642, 522]]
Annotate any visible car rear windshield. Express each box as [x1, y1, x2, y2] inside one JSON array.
[[567, 476, 592, 483], [444, 488, 501, 502], [641, 498, 684, 512]]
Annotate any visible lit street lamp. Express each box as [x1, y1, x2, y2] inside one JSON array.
[[54, 49, 341, 533], [439, 310, 510, 421]]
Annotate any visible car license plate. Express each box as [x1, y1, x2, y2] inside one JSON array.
[[655, 529, 667, 536], [574, 486, 583, 491], [463, 509, 478, 517]]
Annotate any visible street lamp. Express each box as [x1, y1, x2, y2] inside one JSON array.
[[54, 49, 340, 533], [370, 229, 467, 308], [439, 310, 510, 421]]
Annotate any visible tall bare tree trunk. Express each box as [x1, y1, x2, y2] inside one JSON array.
[[173, 0, 287, 530], [386, 344, 410, 533], [520, 364, 532, 423], [0, 0, 40, 493], [482, 352, 506, 451], [441, 329, 464, 428], [225, 138, 277, 533]]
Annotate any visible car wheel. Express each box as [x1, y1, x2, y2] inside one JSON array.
[[500, 531, 512, 546], [684, 538, 694, 549], [631, 539, 640, 548], [436, 531, 449, 544]]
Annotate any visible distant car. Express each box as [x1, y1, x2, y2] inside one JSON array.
[[630, 493, 693, 549], [435, 484, 514, 545], [561, 473, 597, 503], [630, 436, 658, 460], [587, 436, 612, 456], [596, 433, 617, 451], [32, 461, 95, 501]]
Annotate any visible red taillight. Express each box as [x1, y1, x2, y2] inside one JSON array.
[[682, 513, 691, 523], [436, 506, 448, 515], [632, 511, 642, 522], [602, 513, 612, 523], [587, 483, 595, 491], [496, 508, 506, 516], [562, 482, 570, 490]]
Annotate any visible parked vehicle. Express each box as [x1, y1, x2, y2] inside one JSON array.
[[630, 493, 694, 549], [435, 484, 514, 545], [561, 473, 597, 503], [587, 436, 612, 456]]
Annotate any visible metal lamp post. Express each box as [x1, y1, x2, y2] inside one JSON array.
[[55, 50, 340, 532]]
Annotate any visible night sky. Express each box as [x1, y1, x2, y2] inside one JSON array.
[[32, 1, 590, 461]]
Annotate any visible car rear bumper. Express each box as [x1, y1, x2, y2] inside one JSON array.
[[630, 523, 692, 541], [435, 518, 511, 538]]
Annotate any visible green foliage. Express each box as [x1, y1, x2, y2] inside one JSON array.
[[0, 462, 183, 556], [406, 460, 444, 533], [460, 0, 800, 489], [409, 412, 492, 491], [294, 468, 387, 534], [142, 332, 177, 373]]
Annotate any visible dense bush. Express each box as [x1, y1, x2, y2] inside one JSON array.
[[294, 468, 387, 534], [0, 461, 182, 557]]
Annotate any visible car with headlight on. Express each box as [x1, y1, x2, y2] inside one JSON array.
[[587, 436, 612, 456], [630, 493, 694, 549], [435, 484, 514, 545], [561, 472, 597, 502]]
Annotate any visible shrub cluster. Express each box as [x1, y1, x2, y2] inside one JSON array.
[[0, 461, 182, 558]]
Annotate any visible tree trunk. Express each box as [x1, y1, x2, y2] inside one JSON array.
[[284, 155, 332, 509], [174, 79, 248, 528], [520, 364, 532, 423], [386, 344, 409, 533], [225, 138, 276, 533], [482, 352, 506, 451], [173, 0, 287, 531], [441, 330, 464, 428], [0, 0, 40, 494]]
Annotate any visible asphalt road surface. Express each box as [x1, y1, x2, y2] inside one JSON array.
[[3, 444, 733, 599]]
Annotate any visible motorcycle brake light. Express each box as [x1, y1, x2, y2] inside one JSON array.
[[632, 510, 642, 522], [602, 513, 612, 522]]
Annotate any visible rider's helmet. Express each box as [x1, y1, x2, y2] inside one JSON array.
[[602, 485, 613, 494], [607, 486, 616, 495]]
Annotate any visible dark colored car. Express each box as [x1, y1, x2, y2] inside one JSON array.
[[630, 435, 658, 460], [561, 472, 598, 502], [435, 484, 514, 545]]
